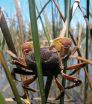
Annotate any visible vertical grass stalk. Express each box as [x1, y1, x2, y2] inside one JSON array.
[[51, 1, 56, 39], [84, 0, 89, 103], [28, 0, 46, 103], [0, 49, 22, 104], [60, 0, 71, 104], [0, 9, 17, 54], [0, 92, 7, 104], [36, 5, 50, 45]]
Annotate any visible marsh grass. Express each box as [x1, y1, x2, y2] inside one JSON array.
[[28, 0, 46, 103], [0, 49, 22, 104], [0, 92, 7, 104], [0, 0, 92, 104]]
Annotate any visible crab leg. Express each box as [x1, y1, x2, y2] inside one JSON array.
[[53, 77, 65, 100], [61, 70, 82, 88], [12, 60, 28, 69], [54, 77, 65, 100], [65, 62, 86, 75], [55, 71, 82, 100], [11, 67, 34, 81], [7, 50, 28, 68], [12, 67, 34, 75], [54, 77, 64, 91], [65, 62, 86, 70], [22, 75, 37, 92]]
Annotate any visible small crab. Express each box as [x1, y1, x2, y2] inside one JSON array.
[[7, 37, 86, 100]]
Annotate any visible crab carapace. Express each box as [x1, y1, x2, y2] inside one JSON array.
[[7, 37, 86, 100]]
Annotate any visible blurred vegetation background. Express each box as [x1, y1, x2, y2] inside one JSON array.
[[0, 0, 92, 104]]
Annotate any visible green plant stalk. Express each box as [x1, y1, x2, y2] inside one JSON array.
[[36, 5, 50, 45], [1, 37, 5, 50], [37, 0, 51, 19], [0, 10, 16, 55], [60, 0, 71, 104], [39, 0, 52, 41], [84, 0, 89, 103], [0, 92, 7, 104], [0, 50, 22, 104], [65, 0, 71, 37], [28, 0, 46, 104], [52, 1, 56, 39]]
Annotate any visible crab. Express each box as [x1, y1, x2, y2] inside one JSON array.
[[7, 37, 86, 100]]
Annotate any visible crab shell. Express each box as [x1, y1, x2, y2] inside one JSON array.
[[51, 37, 72, 56], [22, 37, 72, 56]]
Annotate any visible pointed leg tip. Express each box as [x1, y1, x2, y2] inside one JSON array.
[[55, 90, 65, 100]]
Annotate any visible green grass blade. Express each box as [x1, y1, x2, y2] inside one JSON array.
[[51, 1, 57, 39], [0, 9, 17, 54], [0, 92, 7, 104], [28, 0, 46, 103], [60, 0, 71, 104], [84, 0, 89, 103], [0, 49, 22, 104], [36, 5, 50, 45]]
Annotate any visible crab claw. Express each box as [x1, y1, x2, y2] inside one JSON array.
[[22, 42, 33, 55], [51, 37, 72, 56]]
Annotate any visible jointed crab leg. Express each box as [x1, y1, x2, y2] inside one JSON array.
[[65, 62, 86, 75], [61, 70, 82, 88], [23, 76, 37, 86], [7, 50, 28, 68], [11, 67, 34, 82], [65, 62, 86, 70], [53, 77, 65, 100], [12, 67, 34, 75], [12, 60, 28, 69], [54, 78, 65, 100], [54, 77, 64, 91], [55, 70, 82, 100], [22, 75, 37, 92]]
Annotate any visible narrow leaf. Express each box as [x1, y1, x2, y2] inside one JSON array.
[[72, 0, 80, 16], [60, 19, 67, 37], [0, 50, 22, 104], [28, 0, 46, 103], [0, 9, 17, 54], [0, 92, 7, 104]]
